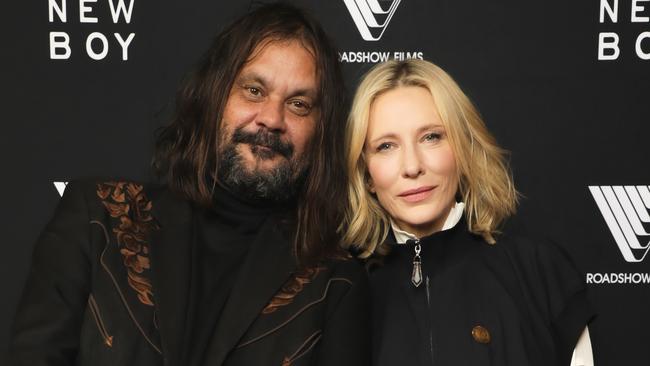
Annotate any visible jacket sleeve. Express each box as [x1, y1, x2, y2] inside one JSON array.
[[525, 238, 596, 366], [312, 263, 371, 366], [8, 181, 92, 366]]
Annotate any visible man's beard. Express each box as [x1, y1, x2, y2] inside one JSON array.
[[216, 127, 308, 203]]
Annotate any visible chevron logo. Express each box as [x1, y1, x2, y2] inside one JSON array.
[[589, 185, 650, 262], [343, 0, 402, 41], [54, 181, 68, 196]]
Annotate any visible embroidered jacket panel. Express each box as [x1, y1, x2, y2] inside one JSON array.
[[9, 179, 370, 366]]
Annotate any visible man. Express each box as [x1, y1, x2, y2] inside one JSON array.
[[9, 4, 369, 366]]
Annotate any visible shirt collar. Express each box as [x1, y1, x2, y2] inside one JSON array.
[[390, 201, 465, 244]]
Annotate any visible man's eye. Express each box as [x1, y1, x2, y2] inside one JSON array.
[[289, 100, 312, 115], [248, 87, 261, 96], [292, 101, 307, 108]]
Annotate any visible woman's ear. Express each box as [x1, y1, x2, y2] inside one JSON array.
[[366, 178, 376, 193]]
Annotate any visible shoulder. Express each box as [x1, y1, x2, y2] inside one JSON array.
[[323, 256, 368, 285], [492, 229, 592, 316], [493, 231, 581, 279], [288, 257, 368, 301], [303, 257, 368, 306], [494, 231, 594, 362], [63, 177, 165, 199], [258, 257, 368, 323], [62, 178, 171, 214], [490, 230, 586, 295], [65, 177, 166, 198], [315, 257, 369, 318]]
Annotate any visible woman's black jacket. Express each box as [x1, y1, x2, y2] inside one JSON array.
[[368, 219, 594, 366]]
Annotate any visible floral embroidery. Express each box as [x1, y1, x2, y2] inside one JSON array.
[[262, 266, 325, 314], [96, 181, 159, 306]]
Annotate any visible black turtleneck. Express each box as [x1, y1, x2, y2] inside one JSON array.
[[187, 184, 284, 366]]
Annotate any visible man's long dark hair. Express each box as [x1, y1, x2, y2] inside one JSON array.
[[152, 3, 348, 267]]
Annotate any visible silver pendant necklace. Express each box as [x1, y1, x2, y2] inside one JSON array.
[[409, 239, 423, 287]]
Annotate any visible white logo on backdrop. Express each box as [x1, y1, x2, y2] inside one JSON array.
[[54, 181, 68, 196], [589, 185, 650, 262], [48, 0, 136, 61], [342, 0, 401, 41], [597, 0, 650, 60], [338, 0, 422, 63]]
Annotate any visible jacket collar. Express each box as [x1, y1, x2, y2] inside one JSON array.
[[148, 186, 296, 365], [149, 186, 194, 366], [202, 216, 296, 365], [390, 202, 466, 244]]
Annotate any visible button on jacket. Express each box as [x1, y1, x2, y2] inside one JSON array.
[[369, 218, 594, 366], [9, 179, 370, 366]]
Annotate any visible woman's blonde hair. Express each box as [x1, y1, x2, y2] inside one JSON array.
[[341, 59, 518, 257]]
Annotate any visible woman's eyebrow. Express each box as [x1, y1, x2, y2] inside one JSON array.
[[367, 123, 445, 145], [416, 123, 444, 134], [368, 132, 398, 145]]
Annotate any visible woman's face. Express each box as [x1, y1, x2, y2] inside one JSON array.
[[365, 86, 458, 237]]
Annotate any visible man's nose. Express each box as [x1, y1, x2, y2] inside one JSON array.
[[402, 145, 424, 178], [255, 98, 285, 132]]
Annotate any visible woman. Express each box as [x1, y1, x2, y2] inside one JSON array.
[[342, 59, 595, 366]]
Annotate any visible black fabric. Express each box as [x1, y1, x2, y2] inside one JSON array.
[[9, 179, 371, 366], [369, 218, 596, 366], [187, 184, 279, 366]]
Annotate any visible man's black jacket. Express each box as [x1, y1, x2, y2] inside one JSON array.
[[8, 180, 369, 366]]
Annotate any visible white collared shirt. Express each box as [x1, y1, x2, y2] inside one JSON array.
[[390, 201, 466, 243]]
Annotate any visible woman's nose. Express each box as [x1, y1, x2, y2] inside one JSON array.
[[402, 145, 424, 178]]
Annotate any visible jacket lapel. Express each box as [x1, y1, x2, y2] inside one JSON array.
[[202, 217, 296, 365], [149, 187, 195, 366]]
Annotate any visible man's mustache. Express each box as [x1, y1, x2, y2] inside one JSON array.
[[231, 128, 294, 158]]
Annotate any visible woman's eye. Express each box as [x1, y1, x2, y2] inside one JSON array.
[[248, 87, 261, 96], [423, 133, 441, 142], [377, 142, 392, 151]]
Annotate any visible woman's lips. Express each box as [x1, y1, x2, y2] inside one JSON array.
[[398, 186, 435, 203]]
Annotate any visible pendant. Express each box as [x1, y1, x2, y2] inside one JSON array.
[[411, 241, 423, 287]]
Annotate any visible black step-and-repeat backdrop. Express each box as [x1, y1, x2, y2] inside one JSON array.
[[2, 0, 649, 364]]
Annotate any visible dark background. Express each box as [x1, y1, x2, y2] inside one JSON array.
[[2, 0, 649, 364]]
